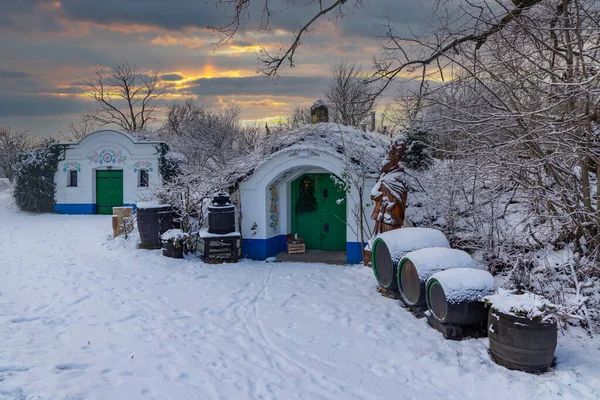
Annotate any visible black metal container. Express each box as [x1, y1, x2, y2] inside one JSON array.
[[208, 193, 235, 234]]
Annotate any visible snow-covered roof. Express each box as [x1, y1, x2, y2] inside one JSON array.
[[235, 123, 390, 183], [56, 129, 166, 146]]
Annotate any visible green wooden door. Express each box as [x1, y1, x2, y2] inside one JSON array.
[[291, 173, 346, 251], [96, 170, 123, 215]]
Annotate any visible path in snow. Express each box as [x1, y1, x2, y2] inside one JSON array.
[[0, 190, 599, 400]]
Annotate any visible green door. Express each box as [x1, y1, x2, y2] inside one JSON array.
[[291, 173, 346, 251], [96, 170, 123, 214]]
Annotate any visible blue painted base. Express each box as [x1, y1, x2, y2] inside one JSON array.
[[243, 235, 288, 260], [54, 203, 96, 214], [54, 203, 137, 214], [243, 237, 364, 264], [346, 242, 364, 264]]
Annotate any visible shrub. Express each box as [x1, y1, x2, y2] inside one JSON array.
[[14, 142, 67, 212]]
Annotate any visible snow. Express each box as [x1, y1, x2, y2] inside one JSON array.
[[428, 268, 496, 303], [1, 189, 600, 399], [136, 202, 171, 209], [485, 289, 557, 322], [198, 228, 241, 238], [375, 227, 450, 262], [160, 229, 189, 242], [0, 178, 10, 192], [402, 247, 477, 282]]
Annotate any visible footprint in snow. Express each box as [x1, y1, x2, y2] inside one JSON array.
[[54, 363, 90, 373]]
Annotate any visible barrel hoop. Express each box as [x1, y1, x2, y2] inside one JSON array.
[[371, 238, 383, 284], [426, 279, 447, 322]]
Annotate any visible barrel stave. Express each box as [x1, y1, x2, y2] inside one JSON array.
[[488, 308, 557, 373]]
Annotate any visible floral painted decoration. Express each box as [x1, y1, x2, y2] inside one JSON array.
[[62, 161, 81, 172], [269, 185, 279, 233], [87, 150, 127, 165], [131, 161, 154, 173]]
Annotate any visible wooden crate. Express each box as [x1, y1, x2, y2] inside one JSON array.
[[287, 242, 306, 254]]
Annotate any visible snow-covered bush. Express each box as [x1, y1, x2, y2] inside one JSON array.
[[13, 142, 67, 212]]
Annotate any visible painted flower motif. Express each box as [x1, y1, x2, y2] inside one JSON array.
[[131, 161, 153, 173], [62, 161, 81, 172], [87, 150, 127, 165], [268, 185, 279, 232]]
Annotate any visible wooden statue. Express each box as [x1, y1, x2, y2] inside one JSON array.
[[371, 136, 408, 235]]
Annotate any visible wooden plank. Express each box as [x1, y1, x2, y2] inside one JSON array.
[[287, 243, 306, 254]]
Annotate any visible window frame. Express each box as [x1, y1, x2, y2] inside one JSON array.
[[67, 170, 78, 187], [138, 169, 149, 188]]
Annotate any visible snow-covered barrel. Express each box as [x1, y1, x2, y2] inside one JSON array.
[[371, 228, 450, 291], [486, 291, 557, 373], [398, 248, 476, 307], [426, 268, 495, 325]]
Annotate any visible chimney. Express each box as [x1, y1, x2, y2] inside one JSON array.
[[311, 99, 329, 123], [370, 111, 376, 132]]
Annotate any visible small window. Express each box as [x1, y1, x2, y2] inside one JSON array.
[[139, 169, 149, 187], [68, 170, 78, 187]]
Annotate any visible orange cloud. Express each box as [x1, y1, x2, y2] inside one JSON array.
[[151, 34, 209, 49]]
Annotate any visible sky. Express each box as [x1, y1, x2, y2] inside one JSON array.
[[0, 0, 433, 137]]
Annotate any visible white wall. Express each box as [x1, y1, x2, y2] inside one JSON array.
[[54, 130, 163, 212]]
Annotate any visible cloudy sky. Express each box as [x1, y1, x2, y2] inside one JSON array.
[[0, 0, 432, 137]]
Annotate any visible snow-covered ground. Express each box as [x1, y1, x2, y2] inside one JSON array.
[[1, 189, 599, 400]]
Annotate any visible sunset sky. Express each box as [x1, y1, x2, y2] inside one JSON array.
[[0, 0, 432, 137]]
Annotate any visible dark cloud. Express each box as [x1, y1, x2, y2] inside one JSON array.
[[0, 70, 33, 79], [189, 75, 328, 97], [161, 73, 184, 81], [57, 0, 225, 31], [0, 94, 88, 117]]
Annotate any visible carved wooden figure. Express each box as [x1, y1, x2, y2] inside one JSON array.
[[371, 136, 408, 235]]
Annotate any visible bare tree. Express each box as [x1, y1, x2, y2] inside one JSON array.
[[166, 102, 247, 170], [0, 127, 33, 182], [161, 99, 202, 138], [324, 61, 374, 127], [83, 62, 166, 132], [60, 115, 101, 142], [211, 0, 365, 77]]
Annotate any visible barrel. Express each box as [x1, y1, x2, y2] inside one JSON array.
[[208, 204, 235, 234], [488, 308, 557, 373], [371, 228, 450, 291], [398, 248, 476, 307], [426, 268, 495, 325], [137, 204, 176, 249]]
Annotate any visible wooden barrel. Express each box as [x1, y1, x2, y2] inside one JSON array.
[[398, 248, 476, 307], [137, 204, 175, 249], [371, 228, 450, 291], [426, 268, 495, 325], [488, 308, 557, 373]]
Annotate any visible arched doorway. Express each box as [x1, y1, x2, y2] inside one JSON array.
[[290, 173, 346, 251]]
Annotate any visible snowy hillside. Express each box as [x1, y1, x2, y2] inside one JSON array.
[[0, 189, 599, 399]]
